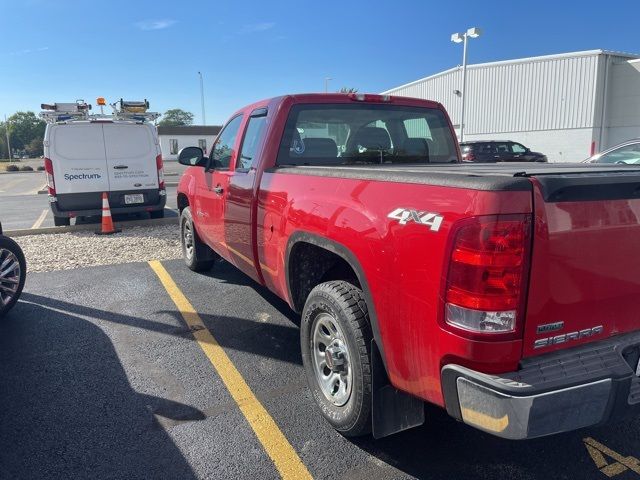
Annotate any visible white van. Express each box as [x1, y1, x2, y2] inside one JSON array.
[[42, 102, 166, 226]]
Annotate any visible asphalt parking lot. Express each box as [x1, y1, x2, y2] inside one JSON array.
[[0, 162, 185, 230], [2, 257, 640, 479]]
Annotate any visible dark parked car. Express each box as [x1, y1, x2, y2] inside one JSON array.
[[460, 141, 547, 163], [0, 222, 26, 317], [584, 139, 640, 165]]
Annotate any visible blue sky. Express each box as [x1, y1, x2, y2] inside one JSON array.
[[1, 0, 638, 125]]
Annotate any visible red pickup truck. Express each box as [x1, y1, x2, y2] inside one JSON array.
[[176, 93, 640, 440]]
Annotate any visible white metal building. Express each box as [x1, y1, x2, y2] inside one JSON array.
[[157, 125, 221, 161], [382, 50, 640, 162]]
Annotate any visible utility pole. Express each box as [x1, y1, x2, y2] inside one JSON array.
[[198, 71, 206, 125], [4, 115, 12, 161]]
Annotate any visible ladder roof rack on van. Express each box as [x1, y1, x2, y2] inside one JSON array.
[[40, 98, 160, 124], [39, 100, 92, 123]]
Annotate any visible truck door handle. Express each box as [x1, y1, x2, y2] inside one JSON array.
[[214, 185, 224, 195]]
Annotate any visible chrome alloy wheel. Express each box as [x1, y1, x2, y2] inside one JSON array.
[[311, 312, 353, 406], [0, 248, 21, 308], [183, 221, 194, 260]]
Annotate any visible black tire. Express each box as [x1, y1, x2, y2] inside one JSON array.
[[180, 207, 216, 272], [150, 210, 165, 219], [301, 280, 372, 436], [53, 216, 70, 227], [0, 236, 27, 318]]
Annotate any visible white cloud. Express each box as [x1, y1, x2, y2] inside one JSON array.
[[135, 19, 176, 31], [7, 46, 49, 56], [239, 22, 275, 34]]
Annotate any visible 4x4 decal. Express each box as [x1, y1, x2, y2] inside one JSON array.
[[387, 208, 444, 232]]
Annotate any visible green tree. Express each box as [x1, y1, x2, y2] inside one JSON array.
[[0, 122, 7, 158], [158, 108, 194, 126], [25, 137, 44, 157], [339, 87, 358, 93], [6, 111, 46, 151]]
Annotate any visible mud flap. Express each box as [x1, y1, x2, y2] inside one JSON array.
[[371, 340, 425, 439]]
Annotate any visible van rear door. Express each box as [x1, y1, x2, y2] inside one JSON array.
[[50, 123, 110, 196], [102, 123, 158, 192]]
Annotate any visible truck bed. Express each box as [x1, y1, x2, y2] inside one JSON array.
[[271, 162, 640, 193]]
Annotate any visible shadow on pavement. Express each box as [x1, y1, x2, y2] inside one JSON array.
[[19, 291, 301, 366], [199, 259, 300, 324], [350, 402, 634, 480], [74, 209, 178, 226], [0, 300, 201, 479]]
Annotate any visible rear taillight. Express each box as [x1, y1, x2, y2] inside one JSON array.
[[461, 152, 475, 162], [442, 214, 531, 339], [156, 154, 165, 190], [44, 157, 56, 195]]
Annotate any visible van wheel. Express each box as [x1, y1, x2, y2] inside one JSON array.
[[150, 210, 164, 219], [54, 216, 70, 227], [0, 236, 26, 318], [301, 280, 372, 437], [180, 207, 216, 272]]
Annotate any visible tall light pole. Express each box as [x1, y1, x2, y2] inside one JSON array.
[[451, 27, 482, 142], [324, 77, 332, 93], [198, 71, 206, 125]]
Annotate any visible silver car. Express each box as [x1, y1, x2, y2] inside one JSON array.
[[585, 139, 640, 164]]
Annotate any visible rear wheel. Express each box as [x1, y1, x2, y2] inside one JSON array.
[[180, 207, 216, 272], [301, 280, 372, 437], [0, 236, 26, 318], [150, 210, 165, 219], [53, 216, 70, 227]]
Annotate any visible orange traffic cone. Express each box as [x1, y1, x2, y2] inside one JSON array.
[[96, 192, 121, 235]]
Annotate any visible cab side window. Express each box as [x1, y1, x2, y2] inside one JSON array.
[[511, 143, 527, 153], [210, 115, 243, 169], [237, 113, 268, 171]]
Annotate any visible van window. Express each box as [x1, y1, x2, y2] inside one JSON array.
[[102, 125, 153, 160], [170, 139, 178, 155], [210, 115, 243, 169], [52, 124, 105, 161], [237, 115, 267, 171]]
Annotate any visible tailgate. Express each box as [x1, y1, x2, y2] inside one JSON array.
[[102, 124, 159, 192], [524, 171, 640, 357]]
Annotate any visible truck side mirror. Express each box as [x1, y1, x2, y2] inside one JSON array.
[[178, 146, 208, 167]]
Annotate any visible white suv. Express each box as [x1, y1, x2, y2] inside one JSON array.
[[43, 110, 166, 226]]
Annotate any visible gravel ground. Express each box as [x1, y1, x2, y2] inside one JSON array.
[[16, 225, 182, 272]]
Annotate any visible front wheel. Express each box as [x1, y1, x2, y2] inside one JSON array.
[[300, 280, 372, 437], [180, 207, 216, 272], [0, 236, 27, 318]]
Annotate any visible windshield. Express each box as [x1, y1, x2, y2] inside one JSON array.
[[590, 142, 640, 165], [276, 104, 459, 166]]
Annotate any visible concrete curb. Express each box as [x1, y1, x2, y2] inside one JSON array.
[[5, 216, 178, 238], [0, 170, 44, 174]]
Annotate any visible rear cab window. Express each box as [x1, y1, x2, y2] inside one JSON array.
[[276, 104, 458, 166]]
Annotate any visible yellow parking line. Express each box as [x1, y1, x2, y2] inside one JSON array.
[[148, 260, 312, 480], [31, 209, 48, 229]]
